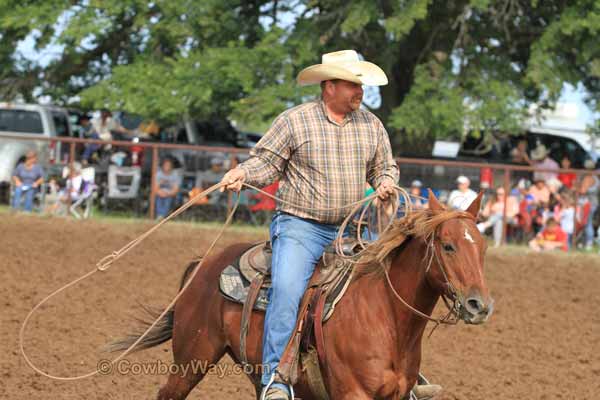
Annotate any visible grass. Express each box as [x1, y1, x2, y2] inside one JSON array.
[[0, 204, 269, 235]]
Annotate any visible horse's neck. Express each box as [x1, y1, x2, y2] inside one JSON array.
[[384, 238, 440, 352]]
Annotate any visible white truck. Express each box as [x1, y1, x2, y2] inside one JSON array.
[[0, 103, 73, 202]]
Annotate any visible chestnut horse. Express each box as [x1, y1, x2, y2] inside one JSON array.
[[111, 192, 493, 399]]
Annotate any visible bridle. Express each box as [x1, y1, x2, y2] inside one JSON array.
[[383, 215, 478, 328]]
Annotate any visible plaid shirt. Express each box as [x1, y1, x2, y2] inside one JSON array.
[[239, 100, 399, 224]]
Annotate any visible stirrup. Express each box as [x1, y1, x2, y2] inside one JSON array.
[[260, 371, 295, 400]]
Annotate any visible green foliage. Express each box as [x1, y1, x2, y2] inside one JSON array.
[[0, 0, 597, 149]]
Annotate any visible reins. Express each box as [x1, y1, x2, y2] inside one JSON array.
[[18, 182, 455, 381]]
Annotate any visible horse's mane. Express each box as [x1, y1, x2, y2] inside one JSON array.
[[355, 208, 473, 278]]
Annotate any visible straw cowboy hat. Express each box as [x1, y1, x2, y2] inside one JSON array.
[[297, 50, 388, 86], [530, 144, 549, 161]]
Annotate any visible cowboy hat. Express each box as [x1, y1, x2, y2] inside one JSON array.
[[530, 144, 549, 161], [297, 50, 388, 86]]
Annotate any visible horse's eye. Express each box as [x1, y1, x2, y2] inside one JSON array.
[[442, 243, 456, 253]]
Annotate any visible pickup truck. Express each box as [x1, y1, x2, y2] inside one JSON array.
[[0, 103, 73, 202]]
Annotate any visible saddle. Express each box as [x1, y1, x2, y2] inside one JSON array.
[[219, 240, 360, 399]]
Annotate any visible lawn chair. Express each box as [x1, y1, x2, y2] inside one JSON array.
[[69, 167, 97, 219], [103, 165, 142, 213]]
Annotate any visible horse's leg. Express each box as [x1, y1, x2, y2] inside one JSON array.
[[157, 274, 230, 399], [156, 334, 227, 400]]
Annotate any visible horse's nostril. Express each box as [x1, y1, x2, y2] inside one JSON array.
[[466, 297, 485, 314]]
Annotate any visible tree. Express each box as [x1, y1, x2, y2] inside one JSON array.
[[0, 0, 598, 152]]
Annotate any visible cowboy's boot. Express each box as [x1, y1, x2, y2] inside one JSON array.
[[412, 383, 443, 399]]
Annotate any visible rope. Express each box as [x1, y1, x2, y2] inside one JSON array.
[[18, 182, 442, 381]]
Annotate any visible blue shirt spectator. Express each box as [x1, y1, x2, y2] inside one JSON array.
[[12, 150, 44, 212], [154, 158, 181, 218]]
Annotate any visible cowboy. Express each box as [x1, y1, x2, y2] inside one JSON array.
[[220, 50, 438, 400]]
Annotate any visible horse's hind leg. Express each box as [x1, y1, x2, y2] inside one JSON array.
[[156, 344, 226, 400], [157, 328, 227, 400]]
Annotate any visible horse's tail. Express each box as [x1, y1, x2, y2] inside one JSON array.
[[105, 260, 200, 353]]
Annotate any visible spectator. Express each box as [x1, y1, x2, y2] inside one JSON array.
[[510, 138, 530, 164], [91, 109, 131, 142], [196, 156, 226, 205], [154, 158, 181, 219], [578, 159, 599, 250], [48, 163, 94, 214], [510, 138, 532, 181], [409, 180, 427, 209], [477, 186, 519, 247], [557, 193, 575, 249], [79, 114, 102, 164], [12, 150, 44, 212], [529, 179, 551, 206], [529, 144, 559, 182], [557, 155, 576, 189], [447, 175, 478, 211], [528, 218, 568, 252]]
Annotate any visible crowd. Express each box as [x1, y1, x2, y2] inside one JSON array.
[[401, 146, 598, 252], [9, 133, 600, 253], [11, 150, 95, 217]]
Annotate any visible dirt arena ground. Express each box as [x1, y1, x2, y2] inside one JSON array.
[[2, 213, 599, 399]]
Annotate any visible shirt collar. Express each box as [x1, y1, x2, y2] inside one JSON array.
[[319, 100, 353, 127]]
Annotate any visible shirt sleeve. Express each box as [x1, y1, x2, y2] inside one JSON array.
[[12, 163, 23, 178], [366, 119, 399, 189], [34, 165, 44, 180], [238, 115, 292, 188]]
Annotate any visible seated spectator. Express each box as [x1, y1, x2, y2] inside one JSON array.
[[477, 187, 519, 247], [91, 109, 131, 142], [557, 155, 576, 189], [447, 175, 478, 211], [409, 180, 427, 209], [12, 150, 44, 212], [154, 158, 181, 219], [196, 156, 226, 205], [529, 179, 551, 206], [529, 144, 559, 182], [79, 114, 102, 164], [528, 218, 568, 252], [48, 163, 94, 214]]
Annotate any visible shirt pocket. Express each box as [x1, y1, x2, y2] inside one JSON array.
[[295, 138, 321, 168]]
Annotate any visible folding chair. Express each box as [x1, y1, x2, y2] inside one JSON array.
[[69, 167, 97, 219], [104, 165, 142, 213]]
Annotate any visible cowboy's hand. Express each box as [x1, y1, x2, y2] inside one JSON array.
[[220, 168, 246, 192], [376, 178, 396, 201]]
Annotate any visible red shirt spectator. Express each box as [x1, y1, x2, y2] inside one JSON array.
[[558, 172, 576, 189], [529, 219, 568, 252], [557, 155, 576, 189]]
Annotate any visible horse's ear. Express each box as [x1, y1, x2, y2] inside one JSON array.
[[428, 189, 444, 211], [465, 192, 484, 218]]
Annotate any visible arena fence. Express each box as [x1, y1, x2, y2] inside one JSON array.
[[1, 133, 597, 248]]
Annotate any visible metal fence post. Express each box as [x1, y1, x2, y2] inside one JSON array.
[[149, 146, 158, 219], [501, 169, 510, 245], [69, 142, 76, 165]]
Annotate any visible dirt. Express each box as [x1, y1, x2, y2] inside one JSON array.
[[1, 214, 599, 399]]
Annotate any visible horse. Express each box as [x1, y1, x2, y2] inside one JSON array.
[[110, 191, 494, 399]]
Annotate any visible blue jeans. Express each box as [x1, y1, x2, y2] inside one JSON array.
[[261, 212, 340, 388], [155, 196, 174, 218], [12, 185, 36, 212], [585, 204, 597, 247]]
